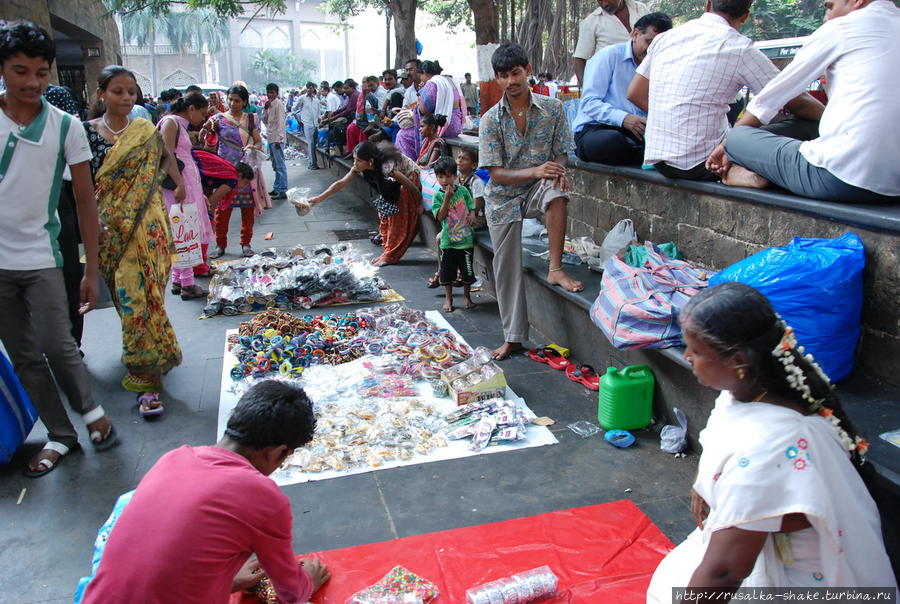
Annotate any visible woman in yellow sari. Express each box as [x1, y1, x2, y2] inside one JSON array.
[[85, 66, 183, 417]]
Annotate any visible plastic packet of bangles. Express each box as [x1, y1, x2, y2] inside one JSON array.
[[465, 566, 558, 604], [469, 416, 497, 451]]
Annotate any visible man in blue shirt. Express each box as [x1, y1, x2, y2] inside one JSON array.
[[573, 12, 672, 165]]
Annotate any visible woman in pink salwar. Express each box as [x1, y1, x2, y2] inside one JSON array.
[[158, 93, 214, 299]]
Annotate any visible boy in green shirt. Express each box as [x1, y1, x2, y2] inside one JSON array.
[[432, 156, 477, 313]]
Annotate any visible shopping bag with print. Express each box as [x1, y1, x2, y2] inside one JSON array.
[[168, 203, 203, 269]]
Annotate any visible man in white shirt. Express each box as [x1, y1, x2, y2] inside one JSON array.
[[708, 0, 900, 203], [573, 0, 650, 86], [627, 0, 822, 181], [296, 82, 322, 170], [323, 80, 344, 118], [0, 21, 117, 477], [262, 82, 288, 199]]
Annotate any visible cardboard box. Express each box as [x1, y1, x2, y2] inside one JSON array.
[[441, 362, 508, 406]]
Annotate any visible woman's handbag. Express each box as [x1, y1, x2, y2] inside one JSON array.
[[590, 241, 710, 349], [161, 121, 186, 190], [373, 195, 400, 218]]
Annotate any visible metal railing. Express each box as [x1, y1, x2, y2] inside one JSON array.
[[122, 45, 185, 56]]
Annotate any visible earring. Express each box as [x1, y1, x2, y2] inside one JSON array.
[[737, 367, 746, 380]]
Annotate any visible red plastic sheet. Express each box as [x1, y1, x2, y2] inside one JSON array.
[[233, 499, 674, 603]]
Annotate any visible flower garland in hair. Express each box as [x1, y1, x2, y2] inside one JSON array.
[[771, 320, 869, 460]]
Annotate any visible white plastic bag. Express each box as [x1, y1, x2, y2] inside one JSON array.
[[599, 218, 636, 264], [168, 203, 203, 269], [521, 218, 546, 239], [660, 407, 688, 454]]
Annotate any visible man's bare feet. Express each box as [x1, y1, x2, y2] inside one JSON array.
[[442, 300, 454, 313], [491, 341, 524, 360], [547, 269, 584, 293], [370, 257, 390, 267], [464, 297, 476, 310], [722, 165, 770, 189]]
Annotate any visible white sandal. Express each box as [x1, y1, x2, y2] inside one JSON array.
[[24, 441, 71, 478]]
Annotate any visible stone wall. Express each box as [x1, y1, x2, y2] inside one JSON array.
[[565, 168, 900, 387]]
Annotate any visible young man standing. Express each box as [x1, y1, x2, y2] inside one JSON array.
[[82, 380, 331, 603], [0, 21, 117, 477], [296, 81, 321, 170], [479, 43, 584, 361], [263, 82, 288, 199], [460, 72, 479, 116]]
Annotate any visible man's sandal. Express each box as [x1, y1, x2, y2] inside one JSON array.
[[24, 441, 76, 478], [137, 393, 165, 418], [83, 407, 120, 452]]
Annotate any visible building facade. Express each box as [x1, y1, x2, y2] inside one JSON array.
[[1, 0, 121, 105], [119, 0, 348, 96]]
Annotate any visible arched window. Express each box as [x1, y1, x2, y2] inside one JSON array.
[[240, 27, 262, 49], [266, 26, 290, 50]]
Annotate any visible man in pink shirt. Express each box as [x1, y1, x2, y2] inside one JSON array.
[[82, 381, 330, 603]]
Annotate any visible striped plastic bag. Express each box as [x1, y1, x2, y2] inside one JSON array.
[[590, 241, 710, 349], [0, 350, 38, 464]]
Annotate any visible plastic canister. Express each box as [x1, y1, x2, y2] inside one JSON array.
[[597, 365, 654, 430]]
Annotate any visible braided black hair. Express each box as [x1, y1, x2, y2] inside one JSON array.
[[678, 282, 867, 465]]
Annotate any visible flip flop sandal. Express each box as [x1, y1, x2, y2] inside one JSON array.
[[566, 364, 601, 391], [171, 283, 182, 295], [539, 347, 571, 370], [426, 273, 440, 289], [23, 441, 74, 478], [527, 347, 571, 370], [242, 246, 255, 257], [137, 393, 165, 418], [209, 246, 226, 259]]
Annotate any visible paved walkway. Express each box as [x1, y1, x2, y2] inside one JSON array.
[[0, 158, 697, 603]]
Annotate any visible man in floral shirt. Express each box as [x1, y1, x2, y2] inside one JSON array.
[[478, 43, 583, 361]]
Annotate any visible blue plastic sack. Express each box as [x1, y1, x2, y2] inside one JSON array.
[[710, 233, 864, 382], [0, 350, 38, 464]]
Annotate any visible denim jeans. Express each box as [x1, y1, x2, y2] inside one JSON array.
[[303, 122, 319, 168], [268, 142, 288, 193]]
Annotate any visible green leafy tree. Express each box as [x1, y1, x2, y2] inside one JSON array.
[[250, 48, 283, 81], [105, 0, 287, 19]]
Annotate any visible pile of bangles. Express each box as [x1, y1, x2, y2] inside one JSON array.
[[227, 310, 372, 380], [202, 245, 389, 318], [227, 306, 474, 384]]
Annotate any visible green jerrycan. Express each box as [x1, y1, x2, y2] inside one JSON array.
[[597, 365, 655, 430]]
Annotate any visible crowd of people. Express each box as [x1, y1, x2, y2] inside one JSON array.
[[1, 0, 898, 600]]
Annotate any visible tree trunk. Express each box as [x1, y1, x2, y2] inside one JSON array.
[[389, 0, 417, 68], [467, 0, 502, 115], [517, 0, 542, 71], [510, 0, 516, 44], [468, 0, 499, 45], [544, 0, 565, 78], [499, 0, 508, 42]]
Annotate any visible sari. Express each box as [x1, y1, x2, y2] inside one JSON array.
[[213, 112, 271, 209], [378, 155, 422, 264], [420, 75, 463, 139], [94, 118, 182, 391], [646, 392, 896, 602]]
